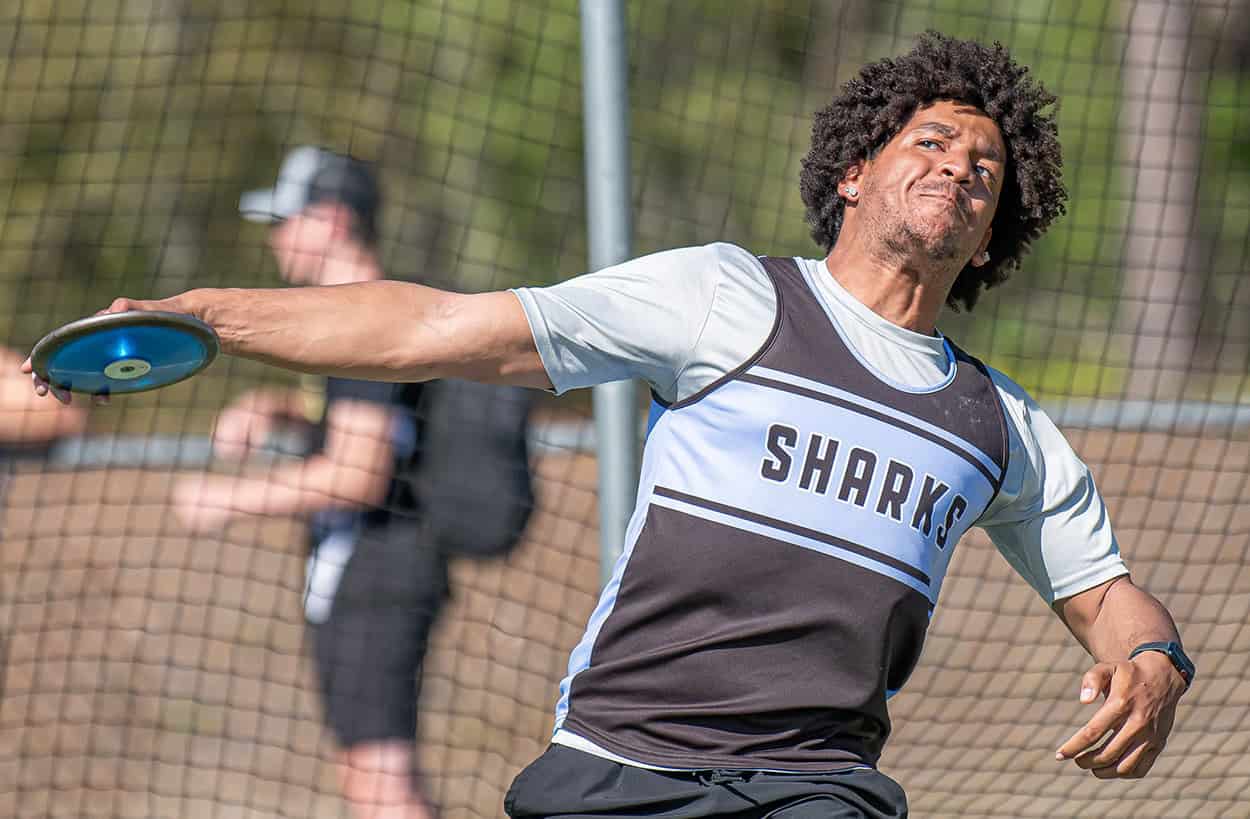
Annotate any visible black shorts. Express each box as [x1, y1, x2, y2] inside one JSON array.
[[505, 745, 908, 819], [305, 523, 449, 747]]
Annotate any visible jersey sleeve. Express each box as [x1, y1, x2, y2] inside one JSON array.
[[511, 244, 725, 402], [978, 369, 1129, 604]]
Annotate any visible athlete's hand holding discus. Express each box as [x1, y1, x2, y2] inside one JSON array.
[[1053, 577, 1192, 778]]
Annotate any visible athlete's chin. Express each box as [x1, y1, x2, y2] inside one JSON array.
[[899, 223, 965, 261]]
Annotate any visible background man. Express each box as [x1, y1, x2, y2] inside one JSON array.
[[173, 147, 535, 819], [0, 344, 87, 450], [28, 34, 1193, 818]]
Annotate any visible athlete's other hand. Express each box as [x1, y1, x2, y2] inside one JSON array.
[[1054, 652, 1186, 779]]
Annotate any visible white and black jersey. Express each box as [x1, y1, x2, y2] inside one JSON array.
[[513, 243, 1127, 773]]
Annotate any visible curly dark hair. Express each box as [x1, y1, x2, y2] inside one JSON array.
[[799, 30, 1067, 311]]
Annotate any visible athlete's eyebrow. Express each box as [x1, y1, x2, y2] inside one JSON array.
[[911, 122, 957, 139], [910, 122, 1003, 163]]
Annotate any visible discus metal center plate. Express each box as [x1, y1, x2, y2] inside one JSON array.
[[103, 358, 152, 380]]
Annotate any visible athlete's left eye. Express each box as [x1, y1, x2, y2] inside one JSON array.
[[975, 165, 995, 181]]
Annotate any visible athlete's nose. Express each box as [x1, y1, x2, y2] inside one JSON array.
[[938, 151, 975, 187]]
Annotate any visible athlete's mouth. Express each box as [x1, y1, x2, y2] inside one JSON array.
[[916, 185, 971, 218]]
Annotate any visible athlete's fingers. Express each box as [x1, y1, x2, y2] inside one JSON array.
[[1079, 663, 1115, 705], [1074, 713, 1143, 769], [95, 296, 178, 317], [1058, 707, 1123, 763], [30, 369, 72, 405], [1056, 664, 1123, 760], [97, 297, 140, 316], [1050, 680, 1130, 760], [1090, 735, 1162, 779]]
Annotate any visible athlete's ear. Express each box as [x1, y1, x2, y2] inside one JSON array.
[[838, 163, 865, 202]]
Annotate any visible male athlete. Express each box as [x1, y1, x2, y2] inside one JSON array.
[[172, 147, 534, 819], [28, 33, 1192, 818]]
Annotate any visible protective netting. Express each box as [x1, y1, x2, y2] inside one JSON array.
[[1, 1, 1247, 817]]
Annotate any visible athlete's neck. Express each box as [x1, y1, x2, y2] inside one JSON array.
[[822, 234, 954, 335]]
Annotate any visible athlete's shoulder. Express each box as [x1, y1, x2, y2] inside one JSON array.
[[696, 241, 781, 295], [982, 365, 1037, 412], [704, 241, 768, 272], [626, 242, 775, 311], [979, 365, 1062, 457]]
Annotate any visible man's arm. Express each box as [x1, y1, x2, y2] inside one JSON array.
[[979, 369, 1188, 780], [0, 347, 87, 442], [173, 397, 394, 531], [25, 283, 552, 399], [1052, 574, 1188, 779]]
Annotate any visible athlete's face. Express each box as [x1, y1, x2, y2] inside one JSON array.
[[851, 100, 1005, 268]]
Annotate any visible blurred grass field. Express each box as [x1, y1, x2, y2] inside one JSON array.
[[1, 424, 1246, 818]]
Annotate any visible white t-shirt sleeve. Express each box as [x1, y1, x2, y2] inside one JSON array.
[[978, 369, 1129, 604], [512, 244, 728, 402]]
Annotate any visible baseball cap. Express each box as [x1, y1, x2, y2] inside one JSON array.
[[239, 146, 380, 230]]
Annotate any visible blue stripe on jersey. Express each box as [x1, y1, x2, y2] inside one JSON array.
[[646, 398, 667, 439]]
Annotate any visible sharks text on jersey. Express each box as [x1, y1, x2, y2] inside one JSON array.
[[759, 422, 968, 549]]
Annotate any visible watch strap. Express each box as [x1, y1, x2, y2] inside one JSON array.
[[1129, 641, 1194, 690]]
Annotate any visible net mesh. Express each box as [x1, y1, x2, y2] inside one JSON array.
[[1, 1, 1248, 817]]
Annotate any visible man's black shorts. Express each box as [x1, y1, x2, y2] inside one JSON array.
[[505, 745, 908, 818], [306, 523, 449, 747]]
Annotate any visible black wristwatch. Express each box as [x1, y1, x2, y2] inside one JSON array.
[[1129, 641, 1195, 691]]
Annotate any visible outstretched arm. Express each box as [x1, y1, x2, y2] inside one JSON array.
[[24, 282, 552, 400], [1052, 574, 1188, 779]]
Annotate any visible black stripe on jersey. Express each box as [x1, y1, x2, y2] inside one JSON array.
[[738, 371, 1002, 490], [652, 485, 932, 588]]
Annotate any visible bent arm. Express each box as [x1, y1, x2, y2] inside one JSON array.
[[1052, 574, 1189, 777], [981, 371, 1187, 776], [123, 282, 551, 387]]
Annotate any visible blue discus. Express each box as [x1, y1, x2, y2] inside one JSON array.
[[30, 311, 219, 396]]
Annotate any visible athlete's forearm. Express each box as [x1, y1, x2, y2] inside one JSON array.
[[1058, 575, 1182, 661], [158, 281, 549, 386]]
